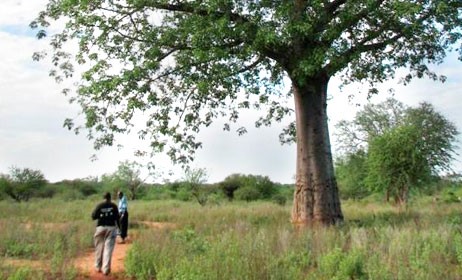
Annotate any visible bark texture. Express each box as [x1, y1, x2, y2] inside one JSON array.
[[291, 77, 343, 226]]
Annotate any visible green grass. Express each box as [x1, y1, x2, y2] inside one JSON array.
[[1, 198, 462, 279]]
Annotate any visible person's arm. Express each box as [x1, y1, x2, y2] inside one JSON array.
[[91, 204, 100, 220], [115, 206, 121, 229]]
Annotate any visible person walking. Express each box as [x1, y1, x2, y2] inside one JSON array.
[[118, 191, 129, 243], [91, 192, 120, 276]]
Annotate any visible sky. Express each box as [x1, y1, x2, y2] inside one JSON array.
[[0, 0, 461, 184]]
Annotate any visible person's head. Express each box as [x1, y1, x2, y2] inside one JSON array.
[[104, 192, 111, 201], [118, 191, 123, 199]]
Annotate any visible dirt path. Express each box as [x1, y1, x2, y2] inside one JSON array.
[[4, 221, 176, 279], [73, 221, 175, 279], [74, 236, 132, 280]]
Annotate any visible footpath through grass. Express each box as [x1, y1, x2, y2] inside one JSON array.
[[1, 198, 462, 279]]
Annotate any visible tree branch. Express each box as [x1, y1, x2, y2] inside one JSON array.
[[318, 0, 385, 45], [325, 33, 403, 75], [144, 2, 250, 23]]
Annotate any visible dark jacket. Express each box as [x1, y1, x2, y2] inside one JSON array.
[[91, 201, 121, 228]]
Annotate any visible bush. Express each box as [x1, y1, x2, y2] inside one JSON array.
[[235, 186, 260, 201], [317, 248, 367, 280], [125, 243, 157, 280], [441, 190, 461, 203], [335, 151, 370, 199], [207, 192, 224, 205], [55, 188, 85, 201], [1, 167, 47, 202], [6, 267, 32, 280], [176, 187, 192, 201], [220, 174, 244, 200], [30, 184, 57, 199], [142, 186, 173, 200], [272, 194, 287, 206]]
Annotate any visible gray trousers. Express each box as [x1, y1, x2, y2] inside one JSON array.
[[94, 226, 117, 274]]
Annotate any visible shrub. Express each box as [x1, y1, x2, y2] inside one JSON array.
[[272, 193, 287, 206], [1, 167, 47, 202], [335, 151, 370, 199], [125, 243, 157, 280], [235, 186, 260, 201], [176, 187, 192, 201], [7, 268, 32, 280], [55, 188, 85, 201], [220, 174, 245, 200], [317, 248, 367, 280]]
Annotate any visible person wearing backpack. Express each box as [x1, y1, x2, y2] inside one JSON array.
[[91, 192, 121, 276]]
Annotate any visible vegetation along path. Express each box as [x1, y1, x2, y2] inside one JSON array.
[[74, 236, 131, 280], [74, 221, 175, 279]]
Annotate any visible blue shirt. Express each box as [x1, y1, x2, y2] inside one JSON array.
[[118, 195, 128, 214]]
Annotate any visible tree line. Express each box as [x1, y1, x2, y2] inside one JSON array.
[[0, 164, 293, 205], [0, 98, 462, 206], [1, 98, 459, 206]]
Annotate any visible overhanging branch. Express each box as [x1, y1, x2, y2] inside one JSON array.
[[144, 2, 250, 23], [325, 34, 403, 75]]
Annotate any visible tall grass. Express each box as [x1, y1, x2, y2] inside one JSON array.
[[2, 198, 462, 279], [0, 199, 94, 279], [126, 199, 462, 280]]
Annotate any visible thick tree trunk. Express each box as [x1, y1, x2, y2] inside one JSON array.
[[291, 76, 343, 226]]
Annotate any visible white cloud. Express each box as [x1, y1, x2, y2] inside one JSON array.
[[0, 0, 48, 26]]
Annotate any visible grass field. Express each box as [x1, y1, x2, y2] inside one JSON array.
[[1, 198, 462, 279]]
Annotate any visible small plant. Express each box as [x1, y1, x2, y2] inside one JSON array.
[[453, 232, 462, 266], [172, 228, 210, 254], [7, 268, 31, 280], [317, 248, 367, 280], [125, 243, 157, 280]]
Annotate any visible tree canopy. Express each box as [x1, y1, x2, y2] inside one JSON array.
[[101, 160, 145, 199], [335, 98, 459, 204], [33, 0, 462, 225], [32, 0, 462, 162], [0, 167, 48, 202]]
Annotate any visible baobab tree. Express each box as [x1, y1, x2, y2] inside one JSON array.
[[32, 0, 462, 225]]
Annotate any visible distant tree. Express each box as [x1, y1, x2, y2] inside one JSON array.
[[335, 150, 370, 199], [403, 102, 459, 174], [220, 174, 277, 201], [335, 98, 407, 154], [183, 168, 209, 206], [246, 175, 277, 200], [165, 181, 183, 193], [366, 125, 431, 205], [0, 167, 47, 202], [0, 176, 10, 200], [53, 177, 100, 198], [235, 186, 261, 202], [220, 174, 245, 201], [33, 0, 462, 225], [102, 161, 145, 199], [336, 99, 459, 205]]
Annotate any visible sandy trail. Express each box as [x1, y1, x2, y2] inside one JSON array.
[[74, 236, 132, 280], [74, 221, 175, 279], [4, 221, 175, 279], [3, 236, 131, 280]]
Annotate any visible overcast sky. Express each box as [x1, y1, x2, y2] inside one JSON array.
[[1, 0, 461, 184]]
